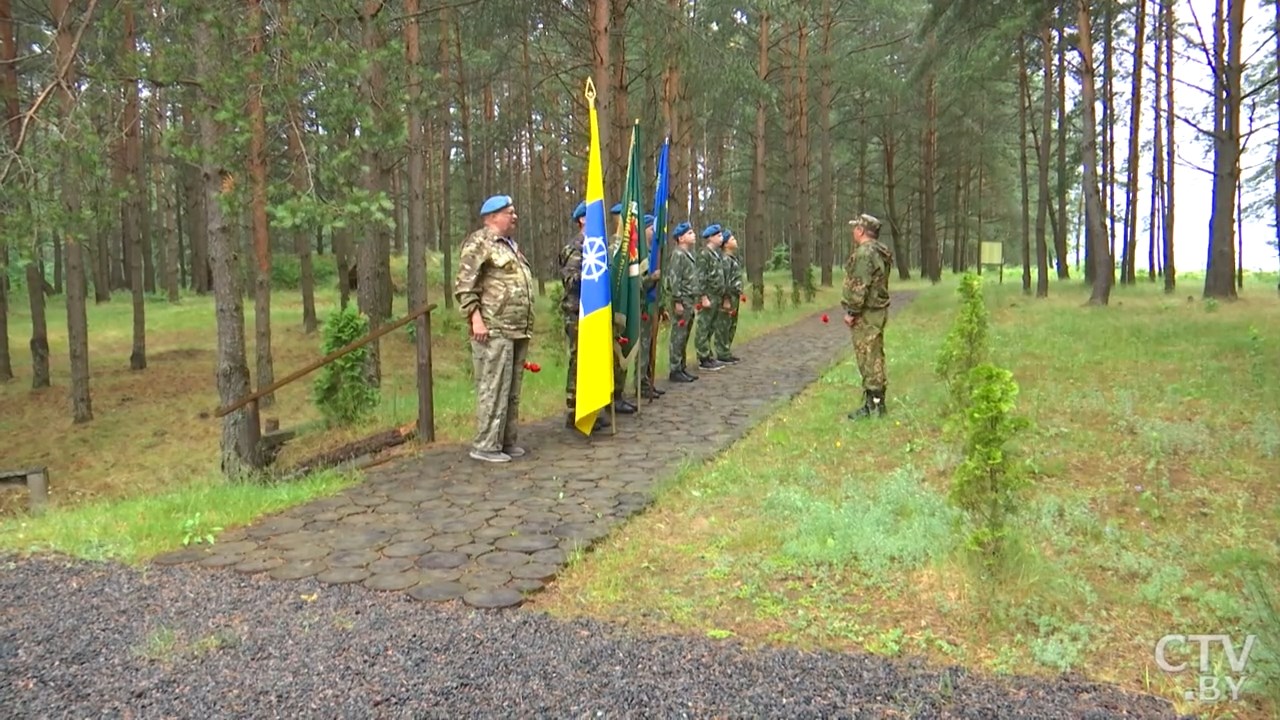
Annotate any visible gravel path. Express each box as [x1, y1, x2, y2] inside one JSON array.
[[1, 556, 1186, 719]]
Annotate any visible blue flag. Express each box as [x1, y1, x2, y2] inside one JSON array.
[[647, 137, 670, 305]]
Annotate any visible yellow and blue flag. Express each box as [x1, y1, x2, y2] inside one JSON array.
[[575, 78, 615, 435]]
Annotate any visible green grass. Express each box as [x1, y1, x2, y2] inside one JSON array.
[[0, 469, 358, 564], [1, 250, 846, 563], [534, 269, 1280, 719]]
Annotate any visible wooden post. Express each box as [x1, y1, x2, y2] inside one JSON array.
[[414, 309, 435, 442], [26, 469, 48, 515], [246, 397, 263, 468]]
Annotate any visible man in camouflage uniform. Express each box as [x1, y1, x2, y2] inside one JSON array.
[[558, 201, 610, 433], [715, 228, 744, 363], [638, 214, 665, 399], [694, 224, 727, 371], [842, 213, 893, 419], [453, 194, 536, 462], [664, 222, 700, 382]]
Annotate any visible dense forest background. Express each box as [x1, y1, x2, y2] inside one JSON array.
[[1, 0, 1276, 435]]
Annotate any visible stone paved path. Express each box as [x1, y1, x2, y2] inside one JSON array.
[[154, 295, 914, 609]]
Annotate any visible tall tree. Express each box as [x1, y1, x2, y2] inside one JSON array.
[[51, 0, 94, 421], [1203, 0, 1244, 299], [1078, 0, 1113, 306]]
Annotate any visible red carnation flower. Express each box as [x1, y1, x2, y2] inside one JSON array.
[[527, 362, 541, 373], [740, 294, 747, 303], [678, 319, 686, 327], [821, 313, 829, 323], [619, 337, 629, 345]]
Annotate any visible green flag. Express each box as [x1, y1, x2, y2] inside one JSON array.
[[611, 121, 645, 357]]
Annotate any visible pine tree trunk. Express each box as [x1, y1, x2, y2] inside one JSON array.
[[122, 0, 146, 371], [1077, 1, 1113, 306], [26, 263, 49, 388], [196, 17, 257, 477], [0, 0, 19, 381], [1163, 0, 1177, 293], [745, 12, 769, 307], [1204, 0, 1242, 299], [281, 0, 316, 333], [247, 0, 274, 404], [920, 33, 941, 283], [817, 0, 835, 287], [1018, 39, 1032, 294], [1035, 22, 1052, 297], [1055, 13, 1070, 279]]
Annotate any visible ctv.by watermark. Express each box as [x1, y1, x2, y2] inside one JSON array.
[[1154, 633, 1259, 703]]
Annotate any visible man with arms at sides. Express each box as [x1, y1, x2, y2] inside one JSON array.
[[453, 194, 536, 462]]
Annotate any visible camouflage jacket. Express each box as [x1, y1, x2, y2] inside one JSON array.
[[842, 239, 893, 315], [453, 226, 535, 339], [696, 245, 725, 298], [558, 231, 584, 320], [664, 246, 700, 306], [722, 253, 744, 297]]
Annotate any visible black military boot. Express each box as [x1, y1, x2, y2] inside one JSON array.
[[614, 396, 637, 414], [848, 390, 874, 420], [699, 357, 725, 371], [567, 411, 610, 431]]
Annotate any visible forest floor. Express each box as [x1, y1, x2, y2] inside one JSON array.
[[531, 270, 1280, 720], [0, 252, 853, 560]]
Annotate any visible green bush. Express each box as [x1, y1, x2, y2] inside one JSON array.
[[312, 306, 379, 426], [935, 272, 990, 417], [948, 362, 1032, 566]]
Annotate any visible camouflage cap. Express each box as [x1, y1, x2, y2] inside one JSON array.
[[848, 213, 882, 234]]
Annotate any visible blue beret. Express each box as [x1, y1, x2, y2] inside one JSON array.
[[480, 194, 512, 216], [672, 221, 691, 237], [610, 203, 623, 215], [571, 201, 586, 221], [644, 214, 655, 228], [701, 223, 722, 239], [722, 228, 734, 239]]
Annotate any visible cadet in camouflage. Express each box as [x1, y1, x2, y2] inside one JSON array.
[[694, 224, 726, 371], [664, 222, 700, 382], [841, 213, 893, 419], [638, 215, 665, 399], [715, 229, 744, 363], [454, 195, 536, 462]]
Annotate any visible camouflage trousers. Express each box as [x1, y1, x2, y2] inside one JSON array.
[[714, 297, 739, 359], [565, 319, 628, 407], [850, 308, 888, 392], [564, 320, 579, 410], [613, 342, 627, 400], [694, 304, 721, 359], [470, 336, 529, 453], [668, 301, 697, 371], [637, 308, 657, 389]]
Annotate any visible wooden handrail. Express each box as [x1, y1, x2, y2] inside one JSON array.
[[214, 303, 438, 418]]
